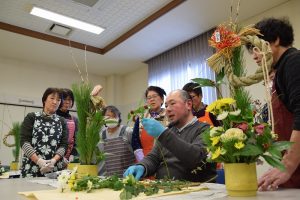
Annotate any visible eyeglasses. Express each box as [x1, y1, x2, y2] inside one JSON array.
[[146, 94, 159, 100]]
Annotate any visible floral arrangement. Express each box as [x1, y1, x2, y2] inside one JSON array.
[[192, 17, 291, 171], [202, 97, 291, 170]]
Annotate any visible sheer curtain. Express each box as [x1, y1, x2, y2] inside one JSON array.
[[146, 30, 217, 104]]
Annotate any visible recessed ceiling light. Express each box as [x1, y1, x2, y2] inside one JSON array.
[[30, 6, 104, 34]]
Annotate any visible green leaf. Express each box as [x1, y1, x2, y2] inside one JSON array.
[[272, 141, 293, 151], [191, 78, 216, 87], [262, 154, 286, 171], [233, 144, 263, 156], [120, 189, 133, 200], [267, 146, 282, 159]]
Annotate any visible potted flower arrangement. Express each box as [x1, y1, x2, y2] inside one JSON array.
[[193, 15, 292, 196], [72, 82, 106, 176], [201, 96, 291, 196]]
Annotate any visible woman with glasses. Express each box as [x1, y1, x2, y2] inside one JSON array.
[[131, 86, 169, 163]]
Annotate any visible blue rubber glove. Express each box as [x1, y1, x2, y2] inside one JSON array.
[[123, 165, 145, 180], [142, 118, 166, 138]]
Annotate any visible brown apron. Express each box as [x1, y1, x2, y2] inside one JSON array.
[[272, 81, 300, 188]]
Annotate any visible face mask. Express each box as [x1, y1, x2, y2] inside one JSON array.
[[105, 118, 119, 129]]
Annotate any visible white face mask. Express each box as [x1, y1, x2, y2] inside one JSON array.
[[105, 118, 119, 129]]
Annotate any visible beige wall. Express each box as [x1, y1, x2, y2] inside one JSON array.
[[0, 56, 148, 165]]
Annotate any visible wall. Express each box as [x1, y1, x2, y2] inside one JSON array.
[[0, 56, 148, 165], [116, 66, 148, 126], [0, 56, 106, 165]]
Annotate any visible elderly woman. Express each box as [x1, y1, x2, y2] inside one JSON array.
[[98, 105, 134, 177], [131, 86, 169, 162], [20, 88, 68, 177]]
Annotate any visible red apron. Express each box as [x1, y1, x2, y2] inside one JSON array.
[[272, 82, 300, 188], [140, 128, 154, 156]]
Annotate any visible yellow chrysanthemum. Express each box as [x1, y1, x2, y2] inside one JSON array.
[[206, 101, 218, 114], [211, 147, 221, 160], [210, 136, 220, 146], [234, 141, 245, 149], [219, 98, 236, 105]]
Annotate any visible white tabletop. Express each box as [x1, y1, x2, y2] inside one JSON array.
[[0, 178, 299, 200]]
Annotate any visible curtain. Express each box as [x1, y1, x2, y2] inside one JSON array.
[[146, 29, 217, 104]]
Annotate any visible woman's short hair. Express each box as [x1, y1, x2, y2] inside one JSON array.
[[145, 86, 166, 100]]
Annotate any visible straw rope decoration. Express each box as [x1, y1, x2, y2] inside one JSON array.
[[207, 27, 273, 88], [3, 130, 15, 147], [206, 22, 274, 131]]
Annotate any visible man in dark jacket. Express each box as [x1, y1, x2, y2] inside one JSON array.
[[123, 89, 216, 182]]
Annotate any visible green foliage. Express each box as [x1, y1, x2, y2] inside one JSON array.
[[71, 175, 198, 200], [72, 83, 105, 165], [232, 88, 253, 123], [231, 46, 244, 77], [127, 102, 149, 123], [11, 122, 21, 162]]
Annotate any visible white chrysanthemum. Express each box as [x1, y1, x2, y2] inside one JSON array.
[[220, 128, 246, 142], [229, 109, 241, 116], [210, 126, 224, 137], [45, 122, 50, 127], [87, 180, 93, 191], [217, 111, 229, 120]]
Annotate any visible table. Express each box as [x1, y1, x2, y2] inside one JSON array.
[[0, 178, 299, 200]]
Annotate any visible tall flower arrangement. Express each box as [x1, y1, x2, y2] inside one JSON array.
[[72, 83, 105, 165], [193, 21, 291, 170]]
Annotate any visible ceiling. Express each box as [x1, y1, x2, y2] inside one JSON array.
[[0, 0, 289, 76]]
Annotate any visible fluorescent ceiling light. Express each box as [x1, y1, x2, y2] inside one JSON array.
[[30, 6, 104, 34]]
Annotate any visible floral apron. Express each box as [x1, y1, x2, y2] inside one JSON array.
[[21, 112, 64, 177], [272, 83, 300, 188]]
